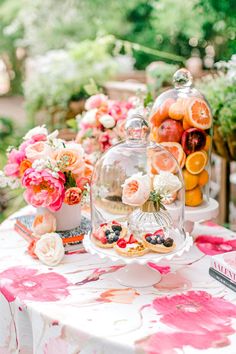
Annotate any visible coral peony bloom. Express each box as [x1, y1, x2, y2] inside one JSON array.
[[64, 187, 82, 205], [22, 168, 65, 211], [55, 143, 85, 175], [34, 233, 65, 266], [19, 159, 32, 177], [85, 94, 108, 110], [4, 148, 26, 177], [32, 212, 57, 236], [122, 173, 151, 206], [25, 141, 52, 162]]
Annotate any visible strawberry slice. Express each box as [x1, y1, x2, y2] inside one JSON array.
[[127, 234, 137, 244], [112, 220, 120, 225], [145, 233, 152, 238], [154, 229, 164, 237], [100, 223, 108, 227], [100, 237, 107, 244], [117, 239, 127, 248]]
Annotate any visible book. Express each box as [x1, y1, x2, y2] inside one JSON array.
[[209, 267, 236, 292], [210, 251, 236, 283], [14, 214, 91, 253]]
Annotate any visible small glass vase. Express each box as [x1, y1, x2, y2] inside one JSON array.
[[128, 200, 173, 237]]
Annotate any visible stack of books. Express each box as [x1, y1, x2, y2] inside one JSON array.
[[14, 214, 91, 253], [209, 251, 236, 292]]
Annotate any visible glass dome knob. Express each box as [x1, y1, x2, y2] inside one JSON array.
[[173, 68, 193, 89], [125, 113, 150, 142]]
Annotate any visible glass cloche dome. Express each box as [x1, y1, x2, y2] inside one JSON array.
[[89, 113, 187, 256], [149, 68, 213, 208]]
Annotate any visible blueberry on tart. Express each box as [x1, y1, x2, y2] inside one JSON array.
[[142, 229, 176, 253], [92, 221, 127, 248]]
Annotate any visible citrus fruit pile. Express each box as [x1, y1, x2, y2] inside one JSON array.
[[150, 96, 212, 207]]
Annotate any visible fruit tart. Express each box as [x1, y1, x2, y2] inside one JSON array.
[[142, 229, 176, 253], [91, 221, 127, 248], [114, 234, 149, 257]]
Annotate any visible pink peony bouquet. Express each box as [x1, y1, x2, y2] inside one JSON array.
[[0, 126, 93, 211], [76, 94, 136, 160]]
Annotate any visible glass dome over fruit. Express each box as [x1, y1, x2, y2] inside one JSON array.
[[89, 113, 186, 258], [150, 68, 212, 207]]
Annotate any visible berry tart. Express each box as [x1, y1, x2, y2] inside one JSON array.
[[142, 229, 176, 253], [91, 221, 127, 248], [114, 234, 149, 257]]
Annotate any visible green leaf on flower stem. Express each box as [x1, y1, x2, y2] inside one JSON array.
[[65, 171, 76, 188]]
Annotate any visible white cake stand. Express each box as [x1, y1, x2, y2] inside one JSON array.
[[184, 198, 219, 232], [83, 229, 193, 287]]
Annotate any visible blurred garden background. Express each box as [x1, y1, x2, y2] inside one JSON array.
[[0, 0, 236, 228]]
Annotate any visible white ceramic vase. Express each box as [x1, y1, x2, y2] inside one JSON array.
[[37, 203, 81, 231]]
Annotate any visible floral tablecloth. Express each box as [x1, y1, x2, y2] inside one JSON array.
[[0, 207, 236, 354]]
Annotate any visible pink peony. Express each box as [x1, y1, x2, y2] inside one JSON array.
[[22, 168, 65, 211], [4, 148, 26, 177], [85, 94, 108, 110]]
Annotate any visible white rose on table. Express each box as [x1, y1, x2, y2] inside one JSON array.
[[153, 172, 182, 195], [23, 125, 48, 140], [122, 173, 151, 206], [82, 109, 98, 125], [99, 114, 116, 129], [34, 233, 65, 266]]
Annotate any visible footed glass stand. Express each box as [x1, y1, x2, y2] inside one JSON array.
[[83, 229, 193, 287]]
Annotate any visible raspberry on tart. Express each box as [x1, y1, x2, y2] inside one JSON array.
[[114, 234, 149, 257], [142, 230, 176, 253], [92, 221, 127, 248]]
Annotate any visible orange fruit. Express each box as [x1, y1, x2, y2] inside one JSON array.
[[151, 150, 177, 173], [180, 152, 186, 168], [185, 97, 212, 130], [151, 126, 159, 142], [198, 169, 209, 186], [150, 98, 175, 126], [168, 98, 185, 120], [185, 186, 203, 206], [183, 118, 192, 130], [203, 135, 211, 152], [183, 169, 199, 190], [160, 142, 184, 166], [185, 150, 208, 175]]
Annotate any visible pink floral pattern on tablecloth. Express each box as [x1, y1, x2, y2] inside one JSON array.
[[97, 288, 139, 304], [0, 266, 71, 302], [195, 235, 236, 255], [137, 290, 236, 354]]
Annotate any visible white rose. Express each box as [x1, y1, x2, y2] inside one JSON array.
[[23, 125, 48, 140], [153, 172, 182, 195], [82, 109, 98, 125], [122, 172, 151, 206], [34, 233, 65, 266], [99, 114, 116, 129], [25, 141, 53, 162]]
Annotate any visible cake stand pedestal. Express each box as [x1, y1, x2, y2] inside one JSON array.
[[83, 229, 193, 287], [184, 198, 219, 232]]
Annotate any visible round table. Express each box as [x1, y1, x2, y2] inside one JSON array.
[[1, 206, 236, 354]]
